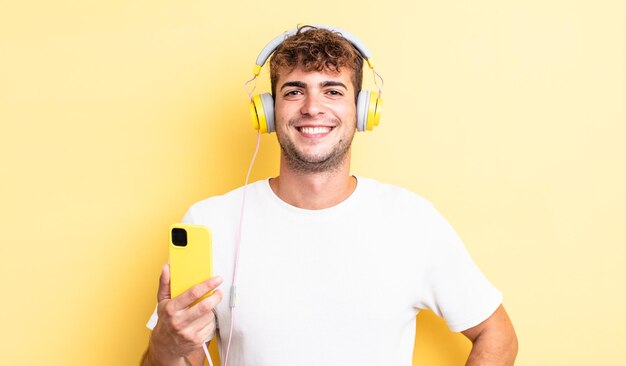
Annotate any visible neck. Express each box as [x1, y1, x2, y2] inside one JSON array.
[[269, 154, 356, 210]]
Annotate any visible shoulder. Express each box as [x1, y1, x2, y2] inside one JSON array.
[[356, 176, 434, 211], [184, 179, 267, 223]]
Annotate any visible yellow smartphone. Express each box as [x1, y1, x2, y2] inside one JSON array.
[[169, 223, 213, 303]]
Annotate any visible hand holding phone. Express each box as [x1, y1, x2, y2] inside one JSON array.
[[147, 224, 221, 364]]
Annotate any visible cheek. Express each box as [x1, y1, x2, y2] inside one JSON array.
[[273, 102, 287, 124], [339, 103, 357, 122], [274, 99, 293, 118]]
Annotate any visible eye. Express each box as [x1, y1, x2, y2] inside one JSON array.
[[283, 90, 303, 97], [326, 89, 344, 96]]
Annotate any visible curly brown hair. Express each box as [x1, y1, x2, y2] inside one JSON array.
[[269, 26, 364, 99]]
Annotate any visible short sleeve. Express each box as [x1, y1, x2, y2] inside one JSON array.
[[416, 206, 503, 332], [146, 304, 158, 330]]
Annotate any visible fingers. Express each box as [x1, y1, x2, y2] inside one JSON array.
[[152, 272, 223, 360], [173, 276, 223, 311], [184, 292, 222, 340], [157, 264, 171, 302], [186, 289, 223, 320], [156, 288, 222, 349], [193, 311, 219, 343]]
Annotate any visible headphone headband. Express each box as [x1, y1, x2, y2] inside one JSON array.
[[253, 25, 375, 76]]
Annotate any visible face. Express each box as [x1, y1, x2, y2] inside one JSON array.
[[274, 66, 357, 174]]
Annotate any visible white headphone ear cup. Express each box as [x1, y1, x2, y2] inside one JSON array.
[[356, 91, 370, 132], [260, 93, 275, 133]]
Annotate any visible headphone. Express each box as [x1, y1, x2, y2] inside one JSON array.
[[248, 25, 383, 134]]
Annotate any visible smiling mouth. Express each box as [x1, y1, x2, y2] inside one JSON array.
[[297, 126, 333, 135]]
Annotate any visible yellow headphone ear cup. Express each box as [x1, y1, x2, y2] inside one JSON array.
[[250, 95, 268, 134], [366, 92, 383, 131], [249, 99, 261, 131]]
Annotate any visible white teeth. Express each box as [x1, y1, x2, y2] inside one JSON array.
[[299, 126, 331, 134]]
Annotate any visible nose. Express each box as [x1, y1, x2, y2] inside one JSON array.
[[300, 93, 325, 117]]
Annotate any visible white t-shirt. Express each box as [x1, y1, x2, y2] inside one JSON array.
[[147, 177, 502, 365]]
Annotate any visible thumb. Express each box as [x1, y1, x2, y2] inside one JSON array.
[[157, 264, 171, 302]]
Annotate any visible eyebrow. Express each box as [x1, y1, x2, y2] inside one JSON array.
[[280, 81, 348, 90], [280, 81, 306, 90], [321, 81, 348, 89]]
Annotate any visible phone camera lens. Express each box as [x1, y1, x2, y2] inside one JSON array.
[[171, 228, 187, 247]]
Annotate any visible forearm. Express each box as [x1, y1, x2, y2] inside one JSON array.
[[140, 346, 188, 366]]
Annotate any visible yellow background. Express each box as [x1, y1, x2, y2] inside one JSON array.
[[1, 1, 625, 365]]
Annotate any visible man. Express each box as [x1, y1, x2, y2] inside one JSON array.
[[142, 26, 518, 366]]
